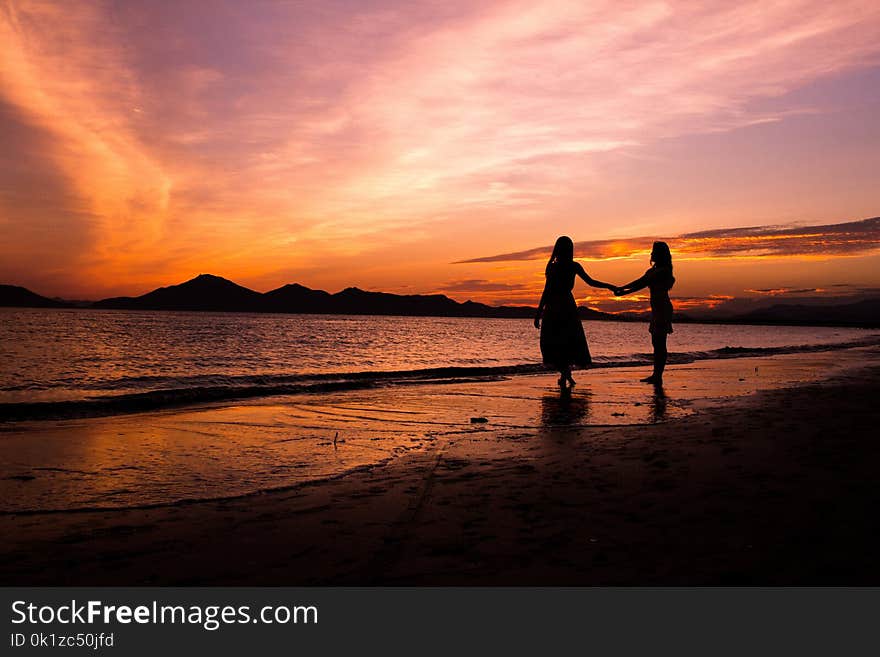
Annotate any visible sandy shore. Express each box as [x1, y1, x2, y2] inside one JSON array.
[[2, 347, 880, 585]]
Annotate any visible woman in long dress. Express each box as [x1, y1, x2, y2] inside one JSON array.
[[534, 236, 617, 390], [614, 241, 675, 385]]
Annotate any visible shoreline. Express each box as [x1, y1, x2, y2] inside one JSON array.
[[2, 347, 871, 514], [3, 334, 879, 422], [2, 347, 879, 584]]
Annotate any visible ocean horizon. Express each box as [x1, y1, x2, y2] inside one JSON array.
[[3, 307, 879, 419]]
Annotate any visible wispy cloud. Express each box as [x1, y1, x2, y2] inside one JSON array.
[[743, 287, 823, 295], [0, 1, 172, 281], [577, 292, 734, 314], [2, 1, 880, 297], [438, 279, 528, 293], [458, 216, 880, 263]]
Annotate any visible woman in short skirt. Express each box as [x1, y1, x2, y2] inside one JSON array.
[[615, 241, 675, 385]]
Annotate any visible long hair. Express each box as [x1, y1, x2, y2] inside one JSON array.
[[651, 241, 675, 288], [545, 236, 574, 276]]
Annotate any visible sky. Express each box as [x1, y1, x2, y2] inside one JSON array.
[[1, 0, 879, 313]]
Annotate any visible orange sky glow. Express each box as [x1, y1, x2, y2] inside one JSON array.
[[1, 0, 879, 313]]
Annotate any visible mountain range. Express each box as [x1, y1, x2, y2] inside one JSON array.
[[91, 274, 559, 317], [2, 275, 878, 326], [733, 298, 880, 326], [1, 275, 608, 320]]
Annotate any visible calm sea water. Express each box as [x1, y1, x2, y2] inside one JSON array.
[[2, 308, 878, 410], [2, 307, 879, 512]]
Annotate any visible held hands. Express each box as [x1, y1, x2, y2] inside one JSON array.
[[613, 286, 626, 297]]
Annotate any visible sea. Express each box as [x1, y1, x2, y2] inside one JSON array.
[[2, 307, 879, 418], [3, 308, 880, 512]]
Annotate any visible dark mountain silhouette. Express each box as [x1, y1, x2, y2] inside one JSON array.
[[94, 274, 263, 311], [732, 297, 880, 327], [80, 274, 617, 319], [4, 275, 876, 326], [0, 284, 70, 308], [329, 287, 500, 317], [262, 283, 333, 313], [577, 306, 618, 321]]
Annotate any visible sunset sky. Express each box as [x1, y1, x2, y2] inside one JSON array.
[[1, 0, 879, 313]]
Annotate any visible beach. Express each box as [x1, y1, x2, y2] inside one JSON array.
[[2, 345, 879, 585]]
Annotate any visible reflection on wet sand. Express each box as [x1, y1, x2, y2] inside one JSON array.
[[3, 349, 861, 513], [540, 389, 591, 427], [649, 385, 668, 423]]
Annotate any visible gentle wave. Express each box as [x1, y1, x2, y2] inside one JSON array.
[[2, 337, 878, 422]]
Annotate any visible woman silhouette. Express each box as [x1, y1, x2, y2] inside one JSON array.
[[615, 241, 675, 384], [534, 236, 616, 390]]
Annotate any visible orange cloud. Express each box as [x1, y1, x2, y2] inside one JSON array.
[[2, 1, 880, 299], [744, 287, 824, 295], [459, 216, 880, 263], [0, 2, 171, 273]]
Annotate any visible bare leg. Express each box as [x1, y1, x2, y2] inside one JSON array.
[[642, 332, 668, 384], [653, 332, 668, 380]]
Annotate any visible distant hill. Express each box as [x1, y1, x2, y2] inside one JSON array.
[[90, 275, 551, 318], [81, 274, 620, 319], [11, 274, 874, 325], [732, 298, 880, 328], [0, 284, 70, 308], [93, 274, 264, 311], [262, 283, 333, 313]]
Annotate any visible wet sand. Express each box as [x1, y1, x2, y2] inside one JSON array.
[[2, 347, 879, 584]]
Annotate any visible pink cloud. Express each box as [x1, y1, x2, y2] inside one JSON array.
[[2, 1, 880, 297]]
